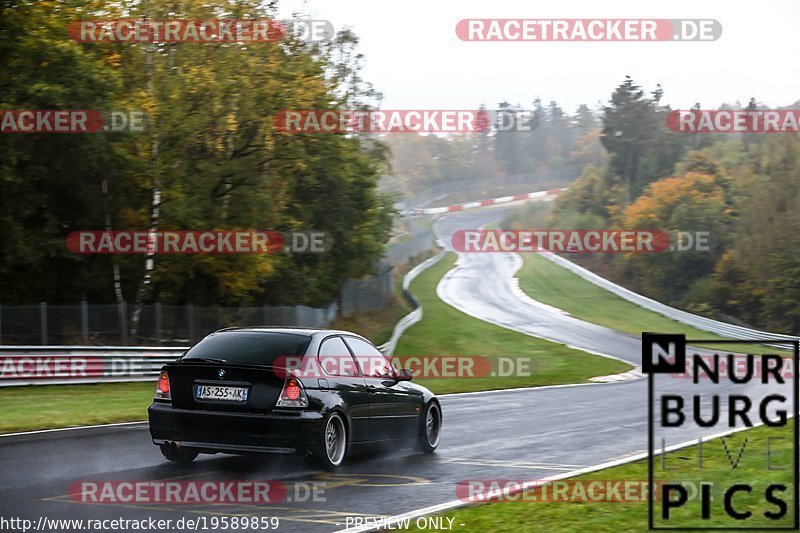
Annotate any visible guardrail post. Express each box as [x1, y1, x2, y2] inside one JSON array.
[[119, 301, 128, 345], [263, 305, 268, 325], [40, 302, 47, 345], [81, 301, 89, 344], [155, 302, 162, 345], [188, 304, 195, 344]]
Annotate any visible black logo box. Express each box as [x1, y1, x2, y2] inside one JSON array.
[[644, 333, 799, 530]]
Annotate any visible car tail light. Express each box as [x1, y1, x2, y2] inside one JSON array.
[[277, 377, 308, 408], [155, 370, 171, 401]]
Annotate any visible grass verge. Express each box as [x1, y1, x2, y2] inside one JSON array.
[[396, 253, 631, 395], [0, 381, 154, 433]]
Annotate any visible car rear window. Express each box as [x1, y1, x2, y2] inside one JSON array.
[[182, 332, 311, 366]]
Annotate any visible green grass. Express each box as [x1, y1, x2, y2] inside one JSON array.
[[395, 253, 631, 394], [0, 381, 155, 433], [414, 423, 796, 531], [517, 253, 789, 355]]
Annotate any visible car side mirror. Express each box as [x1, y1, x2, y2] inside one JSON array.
[[395, 368, 414, 381]]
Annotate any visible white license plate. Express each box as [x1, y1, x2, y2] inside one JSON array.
[[196, 385, 248, 401]]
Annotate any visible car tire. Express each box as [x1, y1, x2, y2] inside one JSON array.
[[159, 443, 198, 463], [311, 412, 348, 469], [417, 401, 442, 453]]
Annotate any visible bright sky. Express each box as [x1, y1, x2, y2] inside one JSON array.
[[279, 0, 800, 113]]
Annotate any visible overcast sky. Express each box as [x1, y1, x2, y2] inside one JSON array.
[[278, 0, 800, 113]]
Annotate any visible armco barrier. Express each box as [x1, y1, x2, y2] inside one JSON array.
[[541, 251, 799, 346], [0, 346, 185, 387], [412, 188, 564, 215]]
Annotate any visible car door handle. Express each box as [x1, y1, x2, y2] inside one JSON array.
[[367, 384, 377, 393]]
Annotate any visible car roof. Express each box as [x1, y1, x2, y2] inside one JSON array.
[[211, 326, 369, 340]]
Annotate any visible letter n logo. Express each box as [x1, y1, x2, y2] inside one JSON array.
[[642, 333, 686, 374]]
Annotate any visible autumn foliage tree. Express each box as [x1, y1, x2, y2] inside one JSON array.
[[0, 0, 392, 307], [621, 172, 730, 303]]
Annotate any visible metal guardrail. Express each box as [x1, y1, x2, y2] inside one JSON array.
[[541, 252, 799, 346], [0, 346, 185, 387]]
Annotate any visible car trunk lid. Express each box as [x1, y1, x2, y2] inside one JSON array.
[[168, 362, 287, 413]]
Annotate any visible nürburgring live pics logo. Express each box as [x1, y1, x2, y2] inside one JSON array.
[[644, 333, 799, 529]]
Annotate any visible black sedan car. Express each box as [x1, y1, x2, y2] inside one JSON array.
[[148, 327, 442, 467]]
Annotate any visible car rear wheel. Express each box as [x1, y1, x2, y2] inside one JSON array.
[[159, 443, 198, 463], [312, 412, 348, 468], [418, 401, 441, 453]]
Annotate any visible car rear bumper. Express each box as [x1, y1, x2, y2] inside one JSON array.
[[148, 401, 324, 453]]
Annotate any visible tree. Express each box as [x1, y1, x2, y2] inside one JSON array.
[[621, 172, 729, 302], [601, 77, 686, 203]]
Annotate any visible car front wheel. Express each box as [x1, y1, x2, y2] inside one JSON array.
[[418, 401, 442, 453]]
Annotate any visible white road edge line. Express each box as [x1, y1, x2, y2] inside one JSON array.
[[0, 420, 147, 438], [334, 421, 781, 533]]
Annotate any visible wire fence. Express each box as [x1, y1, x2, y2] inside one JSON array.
[[384, 233, 435, 267], [0, 301, 339, 346], [340, 263, 394, 316], [0, 261, 403, 346]]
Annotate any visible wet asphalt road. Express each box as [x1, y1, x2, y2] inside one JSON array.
[[0, 208, 794, 533]]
